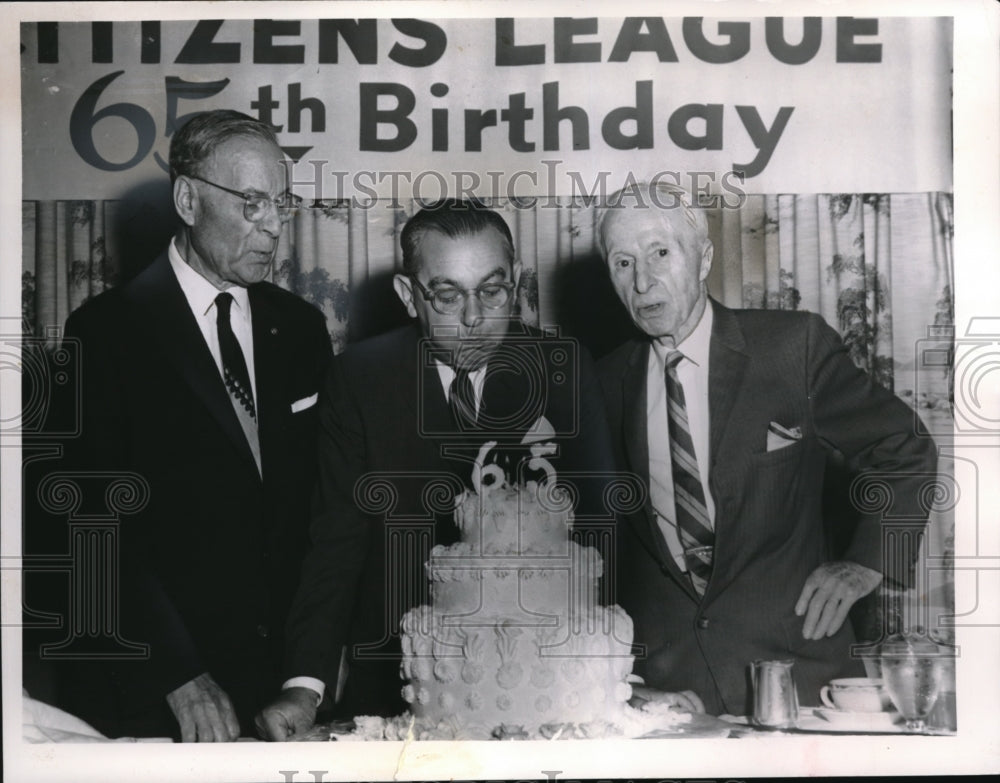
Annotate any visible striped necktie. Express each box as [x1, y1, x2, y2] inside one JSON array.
[[665, 349, 714, 595]]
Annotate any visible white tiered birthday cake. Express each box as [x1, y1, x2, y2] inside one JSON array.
[[302, 443, 698, 741], [397, 443, 636, 738]]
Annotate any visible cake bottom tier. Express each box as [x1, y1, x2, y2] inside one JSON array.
[[400, 603, 635, 734]]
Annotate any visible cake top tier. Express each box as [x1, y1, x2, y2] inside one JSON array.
[[453, 441, 574, 555]]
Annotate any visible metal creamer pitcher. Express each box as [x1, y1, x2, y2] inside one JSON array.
[[751, 659, 799, 728]]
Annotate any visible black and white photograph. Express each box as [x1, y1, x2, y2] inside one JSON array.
[[2, 1, 998, 781]]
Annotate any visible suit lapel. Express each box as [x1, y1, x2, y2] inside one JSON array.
[[704, 300, 749, 600], [410, 328, 486, 495], [621, 341, 650, 492], [480, 338, 545, 439], [127, 253, 260, 478], [708, 300, 749, 465], [412, 328, 453, 437]]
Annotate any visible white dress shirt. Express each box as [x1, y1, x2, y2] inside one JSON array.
[[647, 303, 716, 572], [434, 360, 488, 416], [167, 239, 258, 407]]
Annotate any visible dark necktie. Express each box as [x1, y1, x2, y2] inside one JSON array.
[[449, 367, 477, 429], [215, 292, 256, 422], [665, 349, 714, 595]]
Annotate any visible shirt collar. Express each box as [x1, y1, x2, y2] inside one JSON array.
[[651, 298, 713, 368], [434, 359, 487, 397], [168, 238, 250, 320]]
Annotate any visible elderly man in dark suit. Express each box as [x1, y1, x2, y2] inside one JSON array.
[[256, 199, 630, 739], [55, 110, 332, 740], [595, 181, 938, 716]]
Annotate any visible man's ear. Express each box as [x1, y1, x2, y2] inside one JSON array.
[[698, 242, 714, 283], [393, 274, 418, 318], [174, 177, 197, 228]]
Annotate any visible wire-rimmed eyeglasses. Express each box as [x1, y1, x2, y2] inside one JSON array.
[[189, 175, 302, 224], [409, 277, 515, 315]]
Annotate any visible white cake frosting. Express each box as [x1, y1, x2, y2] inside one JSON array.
[[294, 444, 699, 742], [395, 442, 638, 738]]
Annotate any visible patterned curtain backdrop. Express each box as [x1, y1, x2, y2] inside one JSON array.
[[22, 192, 955, 643], [23, 193, 955, 390]]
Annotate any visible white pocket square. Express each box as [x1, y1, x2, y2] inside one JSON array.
[[520, 415, 556, 445], [291, 393, 318, 413], [766, 421, 802, 451]]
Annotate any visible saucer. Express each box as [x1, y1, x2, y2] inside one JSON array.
[[805, 707, 901, 732]]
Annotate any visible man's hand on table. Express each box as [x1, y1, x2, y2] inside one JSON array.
[[795, 560, 882, 640], [630, 685, 706, 714], [166, 672, 240, 742], [255, 687, 319, 741]]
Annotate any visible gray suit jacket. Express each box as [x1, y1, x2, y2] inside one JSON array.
[[598, 299, 938, 715]]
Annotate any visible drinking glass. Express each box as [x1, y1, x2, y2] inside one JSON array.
[[880, 633, 944, 732]]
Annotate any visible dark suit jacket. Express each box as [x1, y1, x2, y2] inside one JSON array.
[[598, 300, 938, 716], [282, 321, 615, 718], [53, 252, 332, 738]]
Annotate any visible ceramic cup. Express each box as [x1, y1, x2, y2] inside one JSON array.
[[820, 677, 892, 712]]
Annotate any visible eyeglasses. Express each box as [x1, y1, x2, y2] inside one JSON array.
[[188, 175, 302, 224], [409, 277, 515, 315]]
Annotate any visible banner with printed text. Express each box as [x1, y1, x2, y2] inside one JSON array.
[[21, 16, 952, 200]]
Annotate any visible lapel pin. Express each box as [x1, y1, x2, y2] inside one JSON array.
[[270, 327, 278, 335]]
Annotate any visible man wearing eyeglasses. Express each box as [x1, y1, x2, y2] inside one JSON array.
[[53, 110, 332, 741], [255, 199, 632, 739]]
